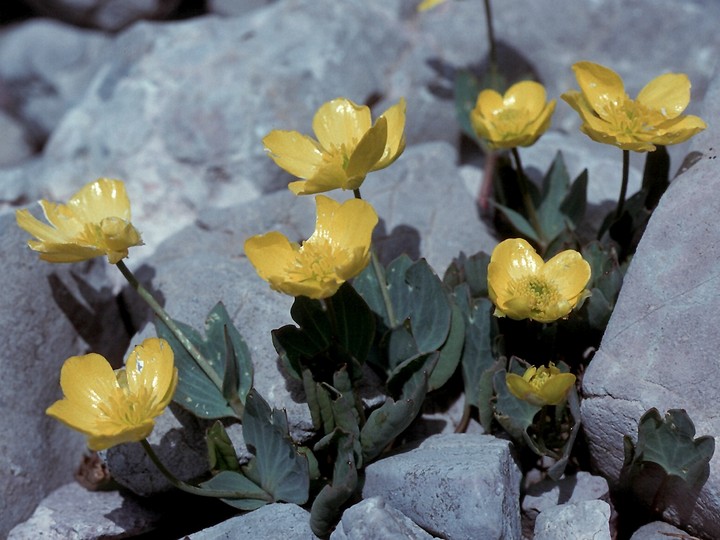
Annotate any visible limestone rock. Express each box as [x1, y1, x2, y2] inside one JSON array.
[[363, 434, 521, 540], [581, 69, 720, 538]]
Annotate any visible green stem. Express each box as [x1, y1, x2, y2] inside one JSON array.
[[614, 149, 630, 221], [115, 260, 229, 412], [140, 440, 268, 500], [511, 147, 544, 243], [353, 188, 398, 328], [484, 0, 498, 84]]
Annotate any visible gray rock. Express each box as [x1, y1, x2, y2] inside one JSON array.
[[363, 434, 521, 540], [207, 0, 277, 17], [581, 69, 720, 537], [330, 497, 438, 540], [188, 503, 317, 540], [522, 472, 613, 539], [7, 481, 160, 539], [630, 521, 697, 540], [21, 0, 182, 31], [100, 404, 210, 496], [522, 471, 611, 518], [2, 0, 410, 256], [360, 141, 497, 272], [533, 500, 612, 540], [0, 212, 129, 537], [0, 19, 109, 144], [0, 109, 33, 166]]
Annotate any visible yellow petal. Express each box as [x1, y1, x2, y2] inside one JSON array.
[[572, 61, 626, 114], [651, 114, 708, 145], [373, 98, 407, 170], [46, 354, 119, 432], [636, 73, 690, 119], [506, 373, 542, 405], [126, 338, 176, 405], [312, 98, 371, 151], [504, 81, 547, 117], [69, 178, 132, 223], [328, 199, 378, 249], [86, 422, 156, 451], [245, 232, 299, 281], [475, 89, 505, 119], [418, 0, 448, 11], [346, 116, 387, 180], [539, 373, 576, 405], [263, 130, 325, 179], [543, 249, 591, 305], [288, 151, 348, 195]]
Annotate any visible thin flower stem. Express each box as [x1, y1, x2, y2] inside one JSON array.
[[510, 147, 544, 243], [353, 188, 398, 328], [484, 0, 498, 83], [614, 149, 630, 221], [115, 260, 226, 403], [140, 440, 266, 500]]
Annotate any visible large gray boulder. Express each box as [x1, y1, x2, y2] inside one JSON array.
[[581, 70, 720, 538], [0, 212, 128, 538]]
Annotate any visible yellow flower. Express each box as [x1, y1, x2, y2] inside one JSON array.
[[506, 363, 576, 406], [488, 238, 591, 323], [263, 97, 406, 195], [245, 195, 378, 299], [562, 61, 707, 152], [470, 81, 556, 149], [16, 178, 143, 264], [418, 0, 449, 11], [46, 338, 178, 451]]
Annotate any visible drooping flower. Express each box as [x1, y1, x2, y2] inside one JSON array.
[[46, 338, 178, 451], [245, 195, 378, 299], [470, 81, 556, 149], [562, 61, 707, 152], [418, 0, 449, 11], [488, 238, 591, 323], [16, 178, 143, 264], [263, 97, 406, 195], [506, 363, 576, 406]]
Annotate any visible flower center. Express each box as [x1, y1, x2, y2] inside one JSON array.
[[529, 370, 551, 392], [286, 237, 345, 284], [600, 99, 662, 136], [95, 384, 155, 429], [512, 276, 561, 313], [492, 108, 532, 139]]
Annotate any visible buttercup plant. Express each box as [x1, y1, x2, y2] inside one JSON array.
[[15, 9, 714, 534]]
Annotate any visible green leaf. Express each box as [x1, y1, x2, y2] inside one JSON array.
[[559, 169, 588, 230], [453, 70, 483, 144], [546, 386, 582, 481], [492, 202, 541, 244], [443, 251, 491, 299], [361, 354, 435, 462], [405, 259, 452, 353], [537, 151, 571, 241], [155, 302, 252, 420], [242, 390, 309, 505], [328, 283, 376, 374], [628, 408, 715, 486], [428, 303, 465, 391], [207, 421, 240, 473], [310, 433, 358, 538], [456, 292, 498, 409], [199, 470, 271, 511]]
